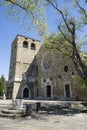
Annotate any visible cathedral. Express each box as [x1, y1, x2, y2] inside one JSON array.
[[7, 34, 87, 100]]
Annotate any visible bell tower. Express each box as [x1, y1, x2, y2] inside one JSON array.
[[7, 34, 40, 99]]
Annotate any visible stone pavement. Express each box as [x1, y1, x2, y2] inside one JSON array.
[[0, 100, 87, 130], [0, 113, 87, 130]]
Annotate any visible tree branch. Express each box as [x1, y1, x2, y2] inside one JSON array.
[[6, 0, 26, 10], [58, 26, 72, 44], [76, 1, 87, 17]]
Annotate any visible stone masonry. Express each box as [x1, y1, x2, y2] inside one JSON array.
[[7, 34, 40, 99], [7, 34, 87, 100]]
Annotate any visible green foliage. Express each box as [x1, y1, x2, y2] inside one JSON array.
[[43, 33, 73, 57], [0, 75, 6, 96], [75, 75, 87, 88], [2, 0, 87, 43], [4, 0, 48, 38]]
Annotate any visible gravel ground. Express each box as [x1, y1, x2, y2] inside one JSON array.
[[0, 113, 87, 130]]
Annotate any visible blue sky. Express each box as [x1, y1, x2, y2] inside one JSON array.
[[0, 2, 58, 80]]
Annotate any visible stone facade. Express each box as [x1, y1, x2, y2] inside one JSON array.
[[7, 35, 87, 100], [7, 35, 40, 99]]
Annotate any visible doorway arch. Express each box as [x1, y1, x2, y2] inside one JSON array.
[[23, 87, 29, 98]]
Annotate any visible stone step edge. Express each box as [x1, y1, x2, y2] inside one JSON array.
[[0, 112, 22, 118], [2, 109, 24, 114]]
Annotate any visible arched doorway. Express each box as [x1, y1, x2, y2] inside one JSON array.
[[23, 87, 29, 98], [46, 85, 51, 97]]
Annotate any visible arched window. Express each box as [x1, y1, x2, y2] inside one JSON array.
[[23, 41, 28, 48], [64, 65, 68, 72], [31, 43, 36, 50]]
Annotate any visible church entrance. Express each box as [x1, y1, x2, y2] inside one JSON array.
[[23, 87, 29, 98], [65, 84, 71, 98], [46, 85, 51, 97]]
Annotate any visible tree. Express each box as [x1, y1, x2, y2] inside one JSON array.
[[3, 0, 87, 82], [42, 32, 73, 59], [45, 0, 87, 82], [0, 75, 6, 96], [4, 0, 48, 38]]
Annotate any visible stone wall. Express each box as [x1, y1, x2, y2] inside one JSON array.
[[7, 35, 87, 100], [36, 48, 87, 100], [7, 35, 40, 99]]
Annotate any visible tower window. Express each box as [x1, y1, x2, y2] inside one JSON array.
[[31, 43, 36, 50], [72, 72, 75, 75], [23, 41, 28, 48], [64, 65, 68, 72]]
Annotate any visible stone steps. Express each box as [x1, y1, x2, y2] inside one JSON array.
[[0, 109, 25, 118], [0, 112, 19, 118]]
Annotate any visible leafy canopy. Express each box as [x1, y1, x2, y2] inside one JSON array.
[[43, 33, 73, 57], [3, 0, 48, 38]]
